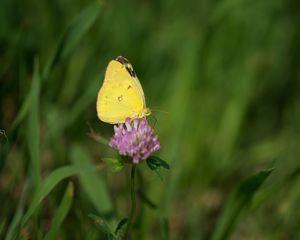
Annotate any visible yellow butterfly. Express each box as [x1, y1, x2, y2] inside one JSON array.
[[96, 56, 151, 124]]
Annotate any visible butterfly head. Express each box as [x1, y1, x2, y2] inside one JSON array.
[[139, 107, 151, 118]]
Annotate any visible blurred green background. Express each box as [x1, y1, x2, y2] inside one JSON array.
[[1, 0, 300, 239]]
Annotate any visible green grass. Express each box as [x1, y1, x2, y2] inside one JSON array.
[[1, 0, 300, 239]]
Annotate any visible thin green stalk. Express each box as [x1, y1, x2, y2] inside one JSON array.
[[124, 164, 137, 239]]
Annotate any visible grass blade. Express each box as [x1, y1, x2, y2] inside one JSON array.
[[21, 164, 96, 226], [0, 131, 10, 172], [5, 182, 29, 240], [46, 73, 101, 139], [211, 169, 274, 240], [70, 145, 113, 217], [43, 182, 74, 240], [11, 1, 102, 130], [42, 1, 102, 79], [0, 220, 6, 240], [26, 59, 41, 187]]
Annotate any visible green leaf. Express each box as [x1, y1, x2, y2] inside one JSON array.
[[146, 156, 170, 170], [146, 160, 158, 171], [43, 182, 74, 240], [88, 214, 115, 239], [211, 169, 274, 240], [70, 145, 113, 216], [102, 158, 124, 173], [21, 164, 96, 226], [146, 156, 170, 180], [115, 218, 128, 240]]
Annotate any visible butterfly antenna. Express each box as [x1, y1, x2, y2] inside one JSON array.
[[150, 106, 170, 115]]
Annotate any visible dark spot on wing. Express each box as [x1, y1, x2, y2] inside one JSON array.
[[127, 85, 132, 90], [118, 95, 123, 102]]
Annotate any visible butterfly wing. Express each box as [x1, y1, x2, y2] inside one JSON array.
[[97, 59, 145, 124], [114, 56, 147, 106]]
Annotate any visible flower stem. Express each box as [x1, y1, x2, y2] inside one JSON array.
[[124, 164, 137, 239]]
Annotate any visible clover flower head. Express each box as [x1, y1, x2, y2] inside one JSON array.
[[109, 118, 160, 164]]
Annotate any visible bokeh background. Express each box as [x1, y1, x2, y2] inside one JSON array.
[[1, 0, 300, 239]]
